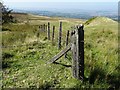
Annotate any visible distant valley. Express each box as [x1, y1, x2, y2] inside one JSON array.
[[13, 9, 118, 21]]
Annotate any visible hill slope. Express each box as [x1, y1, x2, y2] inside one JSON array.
[[2, 14, 119, 89], [85, 16, 117, 26]]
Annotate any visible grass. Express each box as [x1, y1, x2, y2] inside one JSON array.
[[1, 13, 119, 89]]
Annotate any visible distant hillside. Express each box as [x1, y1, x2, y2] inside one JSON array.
[[11, 12, 28, 22]]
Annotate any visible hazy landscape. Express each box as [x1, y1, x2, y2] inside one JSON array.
[[12, 2, 118, 20], [13, 9, 118, 20], [1, 1, 119, 89]]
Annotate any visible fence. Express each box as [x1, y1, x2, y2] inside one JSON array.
[[39, 22, 84, 81], [2, 21, 84, 81], [39, 22, 63, 49]]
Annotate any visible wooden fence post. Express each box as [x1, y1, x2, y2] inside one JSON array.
[[52, 26, 55, 45], [41, 25, 43, 32], [43, 24, 46, 32], [48, 22, 50, 40], [65, 30, 69, 58], [39, 25, 41, 32], [71, 24, 84, 80], [77, 25, 84, 80], [71, 30, 77, 78], [58, 22, 62, 49], [45, 25, 47, 32]]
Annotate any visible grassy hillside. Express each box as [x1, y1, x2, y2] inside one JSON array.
[[2, 13, 119, 89], [84, 16, 117, 25]]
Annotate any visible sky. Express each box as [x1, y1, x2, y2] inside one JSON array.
[[2, 0, 119, 2], [1, 0, 118, 11]]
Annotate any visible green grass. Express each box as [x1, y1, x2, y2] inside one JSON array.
[[2, 14, 119, 89]]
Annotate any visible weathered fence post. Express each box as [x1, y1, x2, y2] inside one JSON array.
[[65, 30, 69, 58], [43, 24, 46, 32], [40, 25, 43, 32], [48, 22, 50, 40], [39, 25, 41, 32], [77, 24, 84, 80], [52, 26, 55, 45], [37, 26, 40, 38], [71, 30, 77, 78], [45, 25, 47, 32], [41, 25, 43, 32], [58, 22, 62, 49], [71, 24, 84, 80]]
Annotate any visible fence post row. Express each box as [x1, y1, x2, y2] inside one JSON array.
[[48, 24, 84, 81], [58, 22, 62, 49]]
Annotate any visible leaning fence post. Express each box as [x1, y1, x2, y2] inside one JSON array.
[[48, 22, 50, 40], [58, 22, 62, 49], [65, 30, 69, 58], [52, 26, 55, 45]]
